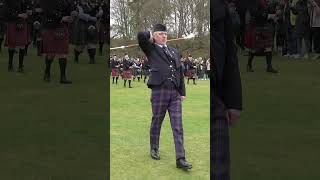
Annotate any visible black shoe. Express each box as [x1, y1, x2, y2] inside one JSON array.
[[8, 65, 13, 72], [150, 149, 160, 160], [266, 67, 278, 73], [60, 78, 72, 84], [129, 86, 133, 88], [44, 74, 51, 82], [176, 158, 192, 170], [18, 67, 24, 73], [246, 65, 254, 72]]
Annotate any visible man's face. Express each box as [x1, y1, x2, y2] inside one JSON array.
[[153, 31, 167, 45], [124, 55, 129, 60]]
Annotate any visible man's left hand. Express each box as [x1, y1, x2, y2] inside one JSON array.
[[180, 96, 186, 101], [226, 109, 241, 126]]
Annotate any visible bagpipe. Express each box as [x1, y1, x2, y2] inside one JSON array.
[[110, 33, 196, 50]]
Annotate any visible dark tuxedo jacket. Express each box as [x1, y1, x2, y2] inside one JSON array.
[[137, 31, 186, 96], [212, 0, 242, 112]]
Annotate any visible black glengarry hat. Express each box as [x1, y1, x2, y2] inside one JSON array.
[[153, 24, 167, 32]]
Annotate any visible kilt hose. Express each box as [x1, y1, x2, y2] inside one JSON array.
[[150, 85, 185, 160], [211, 97, 230, 180]]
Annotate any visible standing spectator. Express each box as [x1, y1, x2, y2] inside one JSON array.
[[293, 0, 311, 58], [309, 0, 320, 59]]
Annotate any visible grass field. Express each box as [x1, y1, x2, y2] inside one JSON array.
[[0, 47, 108, 179], [1, 46, 320, 180], [231, 54, 320, 179], [110, 78, 210, 180]]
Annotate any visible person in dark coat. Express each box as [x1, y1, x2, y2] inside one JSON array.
[[212, 0, 242, 179], [141, 57, 150, 83], [137, 24, 192, 170], [293, 0, 311, 58], [185, 54, 197, 85], [0, 0, 7, 52]]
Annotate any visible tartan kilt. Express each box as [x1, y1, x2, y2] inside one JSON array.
[[245, 24, 273, 51], [5, 21, 29, 48], [185, 69, 196, 78], [41, 24, 69, 54], [123, 70, 133, 80], [111, 68, 120, 77], [70, 20, 98, 45]]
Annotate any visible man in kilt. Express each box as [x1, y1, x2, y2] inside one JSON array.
[[40, 0, 74, 84], [185, 54, 197, 85], [4, 0, 29, 72], [132, 58, 142, 82], [71, 0, 103, 64], [110, 54, 120, 84], [212, 0, 242, 179], [141, 56, 150, 83], [138, 24, 192, 170], [122, 54, 134, 88], [244, 0, 279, 73]]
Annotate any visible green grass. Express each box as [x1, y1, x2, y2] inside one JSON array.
[[110, 78, 210, 180], [0, 47, 108, 179], [231, 54, 320, 180]]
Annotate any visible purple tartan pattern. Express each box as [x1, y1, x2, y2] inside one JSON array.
[[211, 98, 230, 180], [150, 87, 185, 160]]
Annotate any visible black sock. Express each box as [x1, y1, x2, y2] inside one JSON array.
[[247, 52, 254, 68], [129, 80, 131, 87], [99, 42, 103, 55], [0, 39, 3, 51], [88, 48, 96, 64], [116, 77, 118, 84], [37, 40, 42, 56], [74, 49, 81, 63], [59, 58, 67, 80], [124, 80, 127, 86], [266, 52, 272, 69], [8, 49, 15, 67], [138, 77, 140, 82], [25, 44, 29, 55], [193, 79, 196, 84], [112, 77, 115, 84], [187, 79, 189, 84], [45, 56, 53, 78], [19, 49, 25, 69]]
